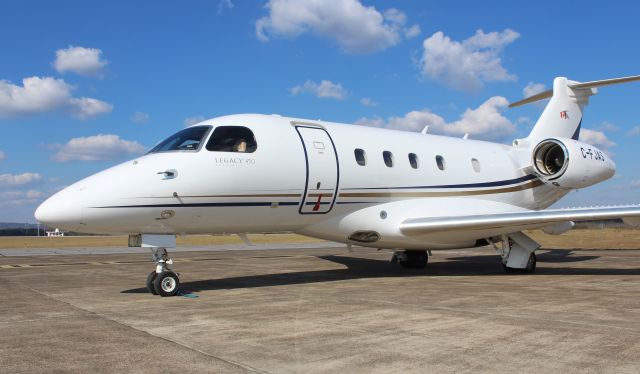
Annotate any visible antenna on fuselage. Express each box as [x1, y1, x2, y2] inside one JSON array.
[[463, 133, 469, 140], [421, 125, 429, 134]]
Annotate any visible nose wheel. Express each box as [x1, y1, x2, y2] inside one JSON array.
[[147, 247, 180, 297], [146, 271, 159, 295]]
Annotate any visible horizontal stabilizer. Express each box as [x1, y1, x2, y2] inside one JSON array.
[[509, 74, 640, 108], [400, 205, 640, 235], [568, 75, 640, 89], [508, 89, 552, 108]]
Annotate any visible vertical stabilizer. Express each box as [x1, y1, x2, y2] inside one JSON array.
[[526, 77, 595, 144], [509, 75, 640, 145]]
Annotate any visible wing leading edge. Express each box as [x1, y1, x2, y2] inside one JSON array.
[[400, 205, 640, 235]]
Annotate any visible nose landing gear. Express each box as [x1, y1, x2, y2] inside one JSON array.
[[146, 247, 180, 297]]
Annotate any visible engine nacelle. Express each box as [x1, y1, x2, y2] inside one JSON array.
[[532, 137, 615, 189]]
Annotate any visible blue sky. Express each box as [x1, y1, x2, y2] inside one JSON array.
[[1, 0, 639, 223]]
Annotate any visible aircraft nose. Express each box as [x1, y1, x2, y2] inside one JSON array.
[[34, 188, 84, 231]]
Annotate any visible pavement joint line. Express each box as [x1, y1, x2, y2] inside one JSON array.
[[0, 315, 85, 325], [334, 295, 640, 335], [272, 291, 640, 337], [0, 252, 348, 269], [0, 275, 269, 374]]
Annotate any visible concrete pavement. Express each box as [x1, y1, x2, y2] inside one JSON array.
[[1, 245, 640, 373]]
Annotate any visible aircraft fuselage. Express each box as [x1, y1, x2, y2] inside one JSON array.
[[35, 114, 570, 249]]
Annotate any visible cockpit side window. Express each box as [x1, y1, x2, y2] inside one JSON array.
[[206, 126, 257, 153], [148, 126, 211, 153]]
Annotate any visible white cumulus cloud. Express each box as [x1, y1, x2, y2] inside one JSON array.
[[0, 189, 44, 207], [596, 121, 619, 132], [0, 76, 112, 119], [0, 173, 42, 187], [355, 96, 515, 140], [69, 97, 113, 119], [217, 0, 234, 14], [256, 0, 420, 54], [626, 126, 640, 137], [523, 82, 546, 98], [579, 129, 616, 151], [419, 29, 519, 92], [184, 115, 206, 127], [0, 190, 43, 199], [291, 80, 348, 100], [404, 24, 421, 38], [51, 134, 146, 162], [360, 97, 378, 107], [131, 111, 150, 124], [53, 46, 108, 78]]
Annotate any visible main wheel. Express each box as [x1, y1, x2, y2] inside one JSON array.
[[523, 252, 537, 273], [153, 271, 180, 297], [502, 264, 518, 273], [502, 253, 537, 274], [146, 271, 158, 295], [401, 250, 428, 269]]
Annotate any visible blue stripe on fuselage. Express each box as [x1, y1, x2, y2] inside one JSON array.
[[342, 174, 537, 191]]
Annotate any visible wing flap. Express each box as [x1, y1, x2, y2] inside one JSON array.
[[400, 205, 640, 236]]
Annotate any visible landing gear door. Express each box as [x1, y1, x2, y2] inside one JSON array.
[[295, 125, 339, 214]]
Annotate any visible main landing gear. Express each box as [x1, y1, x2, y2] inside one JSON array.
[[146, 247, 180, 297], [392, 250, 429, 269], [495, 232, 540, 274], [503, 252, 536, 273]]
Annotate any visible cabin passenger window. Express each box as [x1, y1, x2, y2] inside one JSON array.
[[436, 155, 446, 170], [471, 158, 481, 172], [408, 153, 419, 169], [148, 126, 211, 153], [383, 151, 394, 167], [206, 126, 257, 153], [354, 149, 366, 166]]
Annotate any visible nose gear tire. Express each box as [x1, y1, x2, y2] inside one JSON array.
[[146, 271, 158, 295], [153, 271, 180, 297]]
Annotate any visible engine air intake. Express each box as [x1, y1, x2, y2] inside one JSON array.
[[533, 139, 568, 179]]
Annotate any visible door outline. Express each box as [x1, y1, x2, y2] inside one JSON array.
[[294, 124, 340, 215]]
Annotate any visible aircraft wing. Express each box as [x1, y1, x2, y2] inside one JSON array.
[[400, 205, 640, 236]]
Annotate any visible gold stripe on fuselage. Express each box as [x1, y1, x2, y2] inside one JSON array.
[[338, 180, 544, 198], [139, 193, 303, 199], [132, 180, 543, 201], [307, 193, 333, 198]]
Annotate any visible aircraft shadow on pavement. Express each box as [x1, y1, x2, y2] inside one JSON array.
[[447, 249, 599, 265], [121, 249, 640, 294]]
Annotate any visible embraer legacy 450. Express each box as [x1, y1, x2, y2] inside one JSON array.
[[35, 75, 640, 296]]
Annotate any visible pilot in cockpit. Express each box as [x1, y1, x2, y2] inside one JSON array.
[[234, 138, 247, 152]]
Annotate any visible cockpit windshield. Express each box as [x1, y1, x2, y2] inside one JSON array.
[[148, 126, 211, 153]]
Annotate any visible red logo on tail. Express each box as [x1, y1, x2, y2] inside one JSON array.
[[560, 111, 569, 119]]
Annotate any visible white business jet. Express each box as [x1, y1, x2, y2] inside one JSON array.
[[35, 75, 640, 296]]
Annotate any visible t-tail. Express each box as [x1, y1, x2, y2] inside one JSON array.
[[510, 75, 640, 145], [509, 75, 640, 191]]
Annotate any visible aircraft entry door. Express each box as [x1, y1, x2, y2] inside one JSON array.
[[295, 125, 340, 214]]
